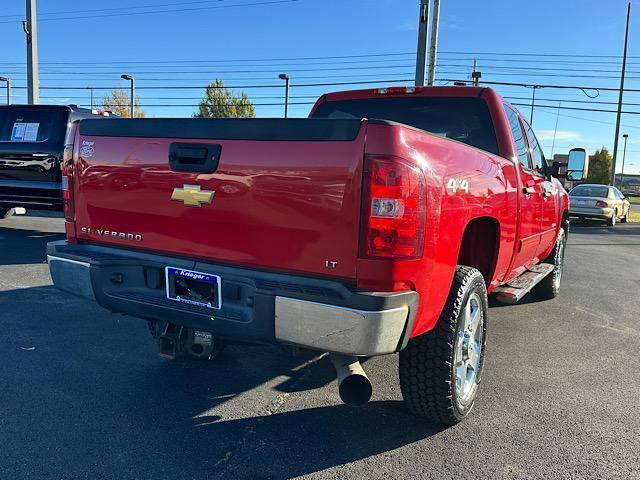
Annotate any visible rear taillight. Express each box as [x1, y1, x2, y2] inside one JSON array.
[[62, 144, 74, 222], [359, 154, 426, 259], [595, 200, 608, 208]]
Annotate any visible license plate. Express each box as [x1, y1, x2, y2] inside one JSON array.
[[165, 267, 221, 309]]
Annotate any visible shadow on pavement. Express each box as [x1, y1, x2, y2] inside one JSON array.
[[570, 218, 640, 234], [0, 226, 64, 266], [0, 285, 442, 479]]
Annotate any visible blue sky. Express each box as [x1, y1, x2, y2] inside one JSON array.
[[1, 0, 640, 174]]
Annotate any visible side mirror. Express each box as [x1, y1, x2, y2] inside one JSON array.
[[566, 148, 588, 181]]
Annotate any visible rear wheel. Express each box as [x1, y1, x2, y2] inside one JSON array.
[[399, 266, 487, 425], [607, 211, 617, 227], [532, 228, 566, 300]]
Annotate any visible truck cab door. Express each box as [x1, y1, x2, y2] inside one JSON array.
[[503, 106, 543, 273], [523, 122, 558, 258]]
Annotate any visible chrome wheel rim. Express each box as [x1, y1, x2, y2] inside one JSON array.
[[454, 292, 484, 403]]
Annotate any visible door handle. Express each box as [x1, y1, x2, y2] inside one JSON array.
[[169, 142, 222, 173]]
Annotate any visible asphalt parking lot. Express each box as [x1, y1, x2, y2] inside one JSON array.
[[1, 213, 639, 480]]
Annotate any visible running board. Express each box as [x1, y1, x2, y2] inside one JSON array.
[[492, 263, 555, 305]]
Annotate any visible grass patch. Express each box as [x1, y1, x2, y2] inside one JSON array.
[[628, 196, 640, 204], [628, 210, 640, 223]]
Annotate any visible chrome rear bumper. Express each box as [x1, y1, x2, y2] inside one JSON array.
[[275, 296, 411, 356], [47, 241, 418, 357]]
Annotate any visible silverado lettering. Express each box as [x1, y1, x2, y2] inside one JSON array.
[[48, 86, 573, 426], [80, 227, 142, 242]]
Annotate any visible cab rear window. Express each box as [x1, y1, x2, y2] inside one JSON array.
[[0, 107, 67, 147], [570, 185, 609, 198], [311, 96, 499, 155]]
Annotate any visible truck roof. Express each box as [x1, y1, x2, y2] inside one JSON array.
[[0, 104, 117, 117], [319, 85, 504, 103]]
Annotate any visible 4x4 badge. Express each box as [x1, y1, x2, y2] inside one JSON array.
[[171, 185, 215, 207]]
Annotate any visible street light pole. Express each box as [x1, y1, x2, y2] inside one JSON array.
[[278, 73, 289, 118], [621, 133, 629, 188], [0, 77, 10, 105], [121, 74, 135, 118]]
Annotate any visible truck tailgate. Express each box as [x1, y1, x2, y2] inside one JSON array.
[[73, 118, 367, 279]]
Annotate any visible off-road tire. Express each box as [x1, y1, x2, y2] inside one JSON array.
[[399, 266, 488, 425], [531, 228, 566, 300]]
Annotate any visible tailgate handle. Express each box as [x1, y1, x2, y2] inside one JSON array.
[[169, 143, 221, 173]]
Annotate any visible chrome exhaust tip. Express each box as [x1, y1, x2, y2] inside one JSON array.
[[330, 354, 372, 406]]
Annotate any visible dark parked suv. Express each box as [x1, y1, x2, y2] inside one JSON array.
[[0, 104, 115, 218]]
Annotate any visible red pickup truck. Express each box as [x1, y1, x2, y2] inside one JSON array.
[[47, 86, 581, 425]]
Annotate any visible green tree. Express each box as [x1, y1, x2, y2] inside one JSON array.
[[101, 90, 145, 118], [193, 79, 255, 118], [586, 148, 612, 184]]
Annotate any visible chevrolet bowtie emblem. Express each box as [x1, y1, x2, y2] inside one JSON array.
[[171, 185, 215, 207]]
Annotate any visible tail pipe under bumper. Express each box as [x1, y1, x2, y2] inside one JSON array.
[[330, 354, 372, 406]]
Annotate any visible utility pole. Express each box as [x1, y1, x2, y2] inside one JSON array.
[[415, 0, 430, 87], [551, 101, 562, 157], [0, 77, 10, 105], [426, 0, 440, 86], [471, 59, 482, 86], [530, 85, 538, 125], [621, 133, 629, 187], [612, 2, 632, 187], [24, 0, 39, 104]]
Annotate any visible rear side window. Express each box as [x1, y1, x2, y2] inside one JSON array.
[[523, 122, 546, 176], [311, 96, 499, 155], [503, 105, 531, 170], [570, 185, 610, 198], [0, 108, 67, 148]]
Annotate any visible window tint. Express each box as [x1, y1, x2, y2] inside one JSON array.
[[523, 122, 546, 175], [570, 185, 609, 198], [503, 105, 531, 170], [614, 188, 624, 199], [0, 107, 67, 148], [311, 96, 499, 155]]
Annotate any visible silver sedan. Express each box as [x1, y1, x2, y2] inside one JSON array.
[[569, 184, 631, 226]]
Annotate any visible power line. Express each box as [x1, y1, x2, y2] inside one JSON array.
[[440, 50, 640, 59], [2, 64, 416, 75], [8, 78, 414, 90], [0, 0, 246, 18], [102, 102, 315, 107], [0, 52, 415, 66], [532, 106, 640, 130], [0, 0, 298, 24], [12, 62, 640, 75], [510, 102, 640, 115]]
